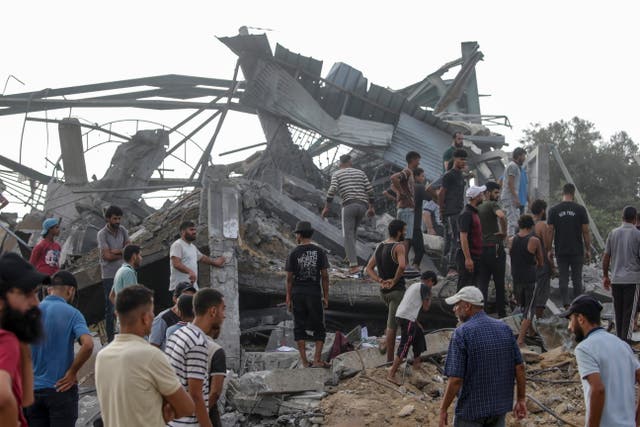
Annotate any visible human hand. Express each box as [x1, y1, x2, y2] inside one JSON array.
[[323, 297, 329, 309], [494, 231, 506, 240], [464, 258, 474, 272], [438, 410, 448, 426], [55, 370, 77, 392], [603, 277, 611, 291], [163, 401, 176, 423], [513, 399, 527, 419], [213, 256, 226, 267], [381, 279, 394, 289], [188, 271, 197, 283], [286, 295, 292, 312], [367, 207, 375, 217], [321, 207, 330, 218], [428, 228, 437, 236]]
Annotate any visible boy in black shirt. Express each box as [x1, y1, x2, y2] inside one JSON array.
[[285, 221, 330, 367]]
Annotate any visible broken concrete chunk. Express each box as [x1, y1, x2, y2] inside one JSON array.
[[331, 348, 387, 379], [423, 329, 453, 356], [397, 404, 415, 417], [242, 351, 300, 373], [231, 368, 331, 395]]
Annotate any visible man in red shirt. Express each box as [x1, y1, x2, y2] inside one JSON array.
[[0, 253, 48, 427], [29, 218, 62, 277]]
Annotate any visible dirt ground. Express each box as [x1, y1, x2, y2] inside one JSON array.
[[321, 347, 586, 427]]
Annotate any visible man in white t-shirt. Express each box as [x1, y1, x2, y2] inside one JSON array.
[[387, 270, 436, 384], [562, 294, 640, 427], [169, 221, 225, 291]]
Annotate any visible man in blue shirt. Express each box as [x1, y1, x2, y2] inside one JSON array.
[[439, 286, 526, 427], [109, 244, 142, 304], [562, 295, 640, 427], [25, 271, 94, 427]]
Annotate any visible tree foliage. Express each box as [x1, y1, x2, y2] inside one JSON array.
[[520, 117, 640, 239]]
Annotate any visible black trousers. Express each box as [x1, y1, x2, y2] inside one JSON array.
[[291, 293, 326, 342], [456, 249, 481, 291], [412, 226, 425, 266], [557, 255, 583, 307], [25, 386, 78, 427], [612, 283, 640, 342], [443, 213, 461, 271], [477, 245, 507, 317]]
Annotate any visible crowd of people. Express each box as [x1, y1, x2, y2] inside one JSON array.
[[0, 131, 640, 426]]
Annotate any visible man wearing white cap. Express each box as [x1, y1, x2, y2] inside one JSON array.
[[439, 286, 527, 427], [456, 185, 485, 290]]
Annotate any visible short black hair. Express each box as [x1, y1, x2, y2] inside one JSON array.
[[420, 270, 438, 284], [563, 183, 576, 196], [339, 154, 352, 164], [453, 149, 468, 159], [105, 205, 123, 219], [513, 147, 526, 159], [452, 131, 463, 140], [623, 206, 637, 221], [388, 219, 406, 238], [297, 230, 313, 239], [517, 214, 535, 230], [484, 181, 500, 192], [177, 294, 194, 319], [123, 245, 141, 262], [530, 199, 547, 215], [406, 151, 421, 163], [413, 167, 424, 177], [116, 285, 152, 317], [193, 288, 224, 316], [180, 220, 196, 232]]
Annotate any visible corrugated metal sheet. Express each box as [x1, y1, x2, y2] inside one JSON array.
[[384, 113, 451, 180]]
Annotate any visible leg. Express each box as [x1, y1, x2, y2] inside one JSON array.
[[476, 247, 493, 303], [387, 318, 410, 384], [619, 284, 640, 342], [385, 328, 396, 363], [308, 295, 327, 366], [447, 214, 460, 273], [341, 204, 359, 271], [291, 294, 310, 366], [570, 255, 584, 299], [102, 278, 115, 342], [556, 256, 570, 307], [494, 245, 507, 317], [48, 386, 78, 427], [296, 340, 309, 367], [612, 284, 625, 340], [505, 205, 519, 237], [24, 389, 50, 427], [412, 226, 425, 268]]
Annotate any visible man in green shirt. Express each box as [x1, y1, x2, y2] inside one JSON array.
[[476, 182, 508, 317], [442, 132, 464, 172], [109, 245, 142, 304]]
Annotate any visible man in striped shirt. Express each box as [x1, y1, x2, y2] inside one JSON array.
[[165, 288, 226, 427], [322, 154, 375, 275]]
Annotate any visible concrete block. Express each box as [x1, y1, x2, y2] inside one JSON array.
[[230, 393, 282, 417], [331, 347, 387, 379], [231, 368, 330, 395], [243, 351, 300, 373], [423, 329, 453, 357]]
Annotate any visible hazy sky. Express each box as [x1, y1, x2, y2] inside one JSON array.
[[1, 1, 638, 213]]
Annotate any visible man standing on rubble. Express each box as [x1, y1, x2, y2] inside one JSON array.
[[169, 221, 225, 292], [29, 218, 62, 278], [547, 183, 591, 308], [26, 271, 93, 427], [443, 132, 465, 172], [0, 253, 47, 427], [501, 147, 526, 236], [411, 168, 429, 270], [165, 288, 226, 427], [96, 285, 194, 427], [531, 199, 554, 318], [477, 182, 507, 317], [562, 295, 640, 427], [322, 154, 375, 276], [602, 206, 640, 343], [439, 286, 526, 427], [390, 151, 420, 268], [439, 149, 467, 277], [97, 205, 130, 342], [457, 185, 485, 290], [365, 219, 407, 363], [285, 221, 330, 368]]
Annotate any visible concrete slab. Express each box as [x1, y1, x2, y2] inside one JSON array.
[[243, 351, 300, 373], [423, 329, 453, 357], [331, 347, 387, 379], [231, 368, 331, 395]]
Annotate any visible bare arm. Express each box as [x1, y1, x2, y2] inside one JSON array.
[[390, 245, 406, 287], [460, 232, 473, 272], [285, 272, 294, 311], [582, 224, 592, 260], [422, 211, 436, 234], [585, 373, 605, 427], [200, 255, 225, 268], [365, 254, 379, 283], [321, 269, 329, 308], [635, 368, 640, 426], [208, 375, 225, 409], [602, 253, 611, 290], [439, 377, 463, 426], [188, 378, 213, 427], [101, 248, 123, 262], [546, 224, 555, 263], [513, 363, 527, 419], [528, 237, 544, 267], [56, 334, 94, 392], [109, 288, 116, 304], [496, 208, 507, 238], [164, 386, 195, 420], [19, 343, 34, 407], [438, 187, 447, 212], [389, 171, 404, 189], [0, 371, 18, 426]]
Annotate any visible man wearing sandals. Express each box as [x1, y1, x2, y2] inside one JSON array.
[[285, 221, 330, 368]]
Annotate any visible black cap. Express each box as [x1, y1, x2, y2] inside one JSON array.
[[294, 221, 313, 234], [174, 282, 197, 297], [0, 253, 50, 293], [559, 295, 603, 320], [52, 271, 78, 288]]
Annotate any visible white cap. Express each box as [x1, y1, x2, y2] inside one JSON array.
[[445, 286, 484, 306], [466, 185, 486, 199]]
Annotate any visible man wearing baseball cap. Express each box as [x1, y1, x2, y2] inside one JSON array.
[[456, 185, 485, 290], [26, 270, 94, 427], [0, 253, 48, 427], [149, 281, 197, 350], [562, 294, 640, 427], [29, 217, 62, 277], [440, 286, 526, 427]]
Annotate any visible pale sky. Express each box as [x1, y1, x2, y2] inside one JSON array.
[[1, 1, 638, 214]]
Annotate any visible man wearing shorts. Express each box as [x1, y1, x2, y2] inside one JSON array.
[[366, 219, 407, 363]]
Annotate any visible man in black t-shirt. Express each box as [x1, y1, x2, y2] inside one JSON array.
[[439, 149, 468, 276], [285, 221, 330, 368], [547, 183, 591, 307], [457, 185, 485, 290]]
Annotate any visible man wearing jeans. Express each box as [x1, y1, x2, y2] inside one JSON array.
[[97, 205, 130, 342], [391, 151, 420, 267], [500, 148, 526, 236], [26, 271, 94, 427], [322, 154, 375, 275], [547, 183, 591, 308]]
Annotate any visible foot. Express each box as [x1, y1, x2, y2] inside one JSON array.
[[311, 361, 330, 368], [386, 375, 402, 386], [348, 266, 361, 274]]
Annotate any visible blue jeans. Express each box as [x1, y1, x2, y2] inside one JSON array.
[[25, 386, 78, 427], [103, 278, 115, 342], [454, 414, 506, 427]]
